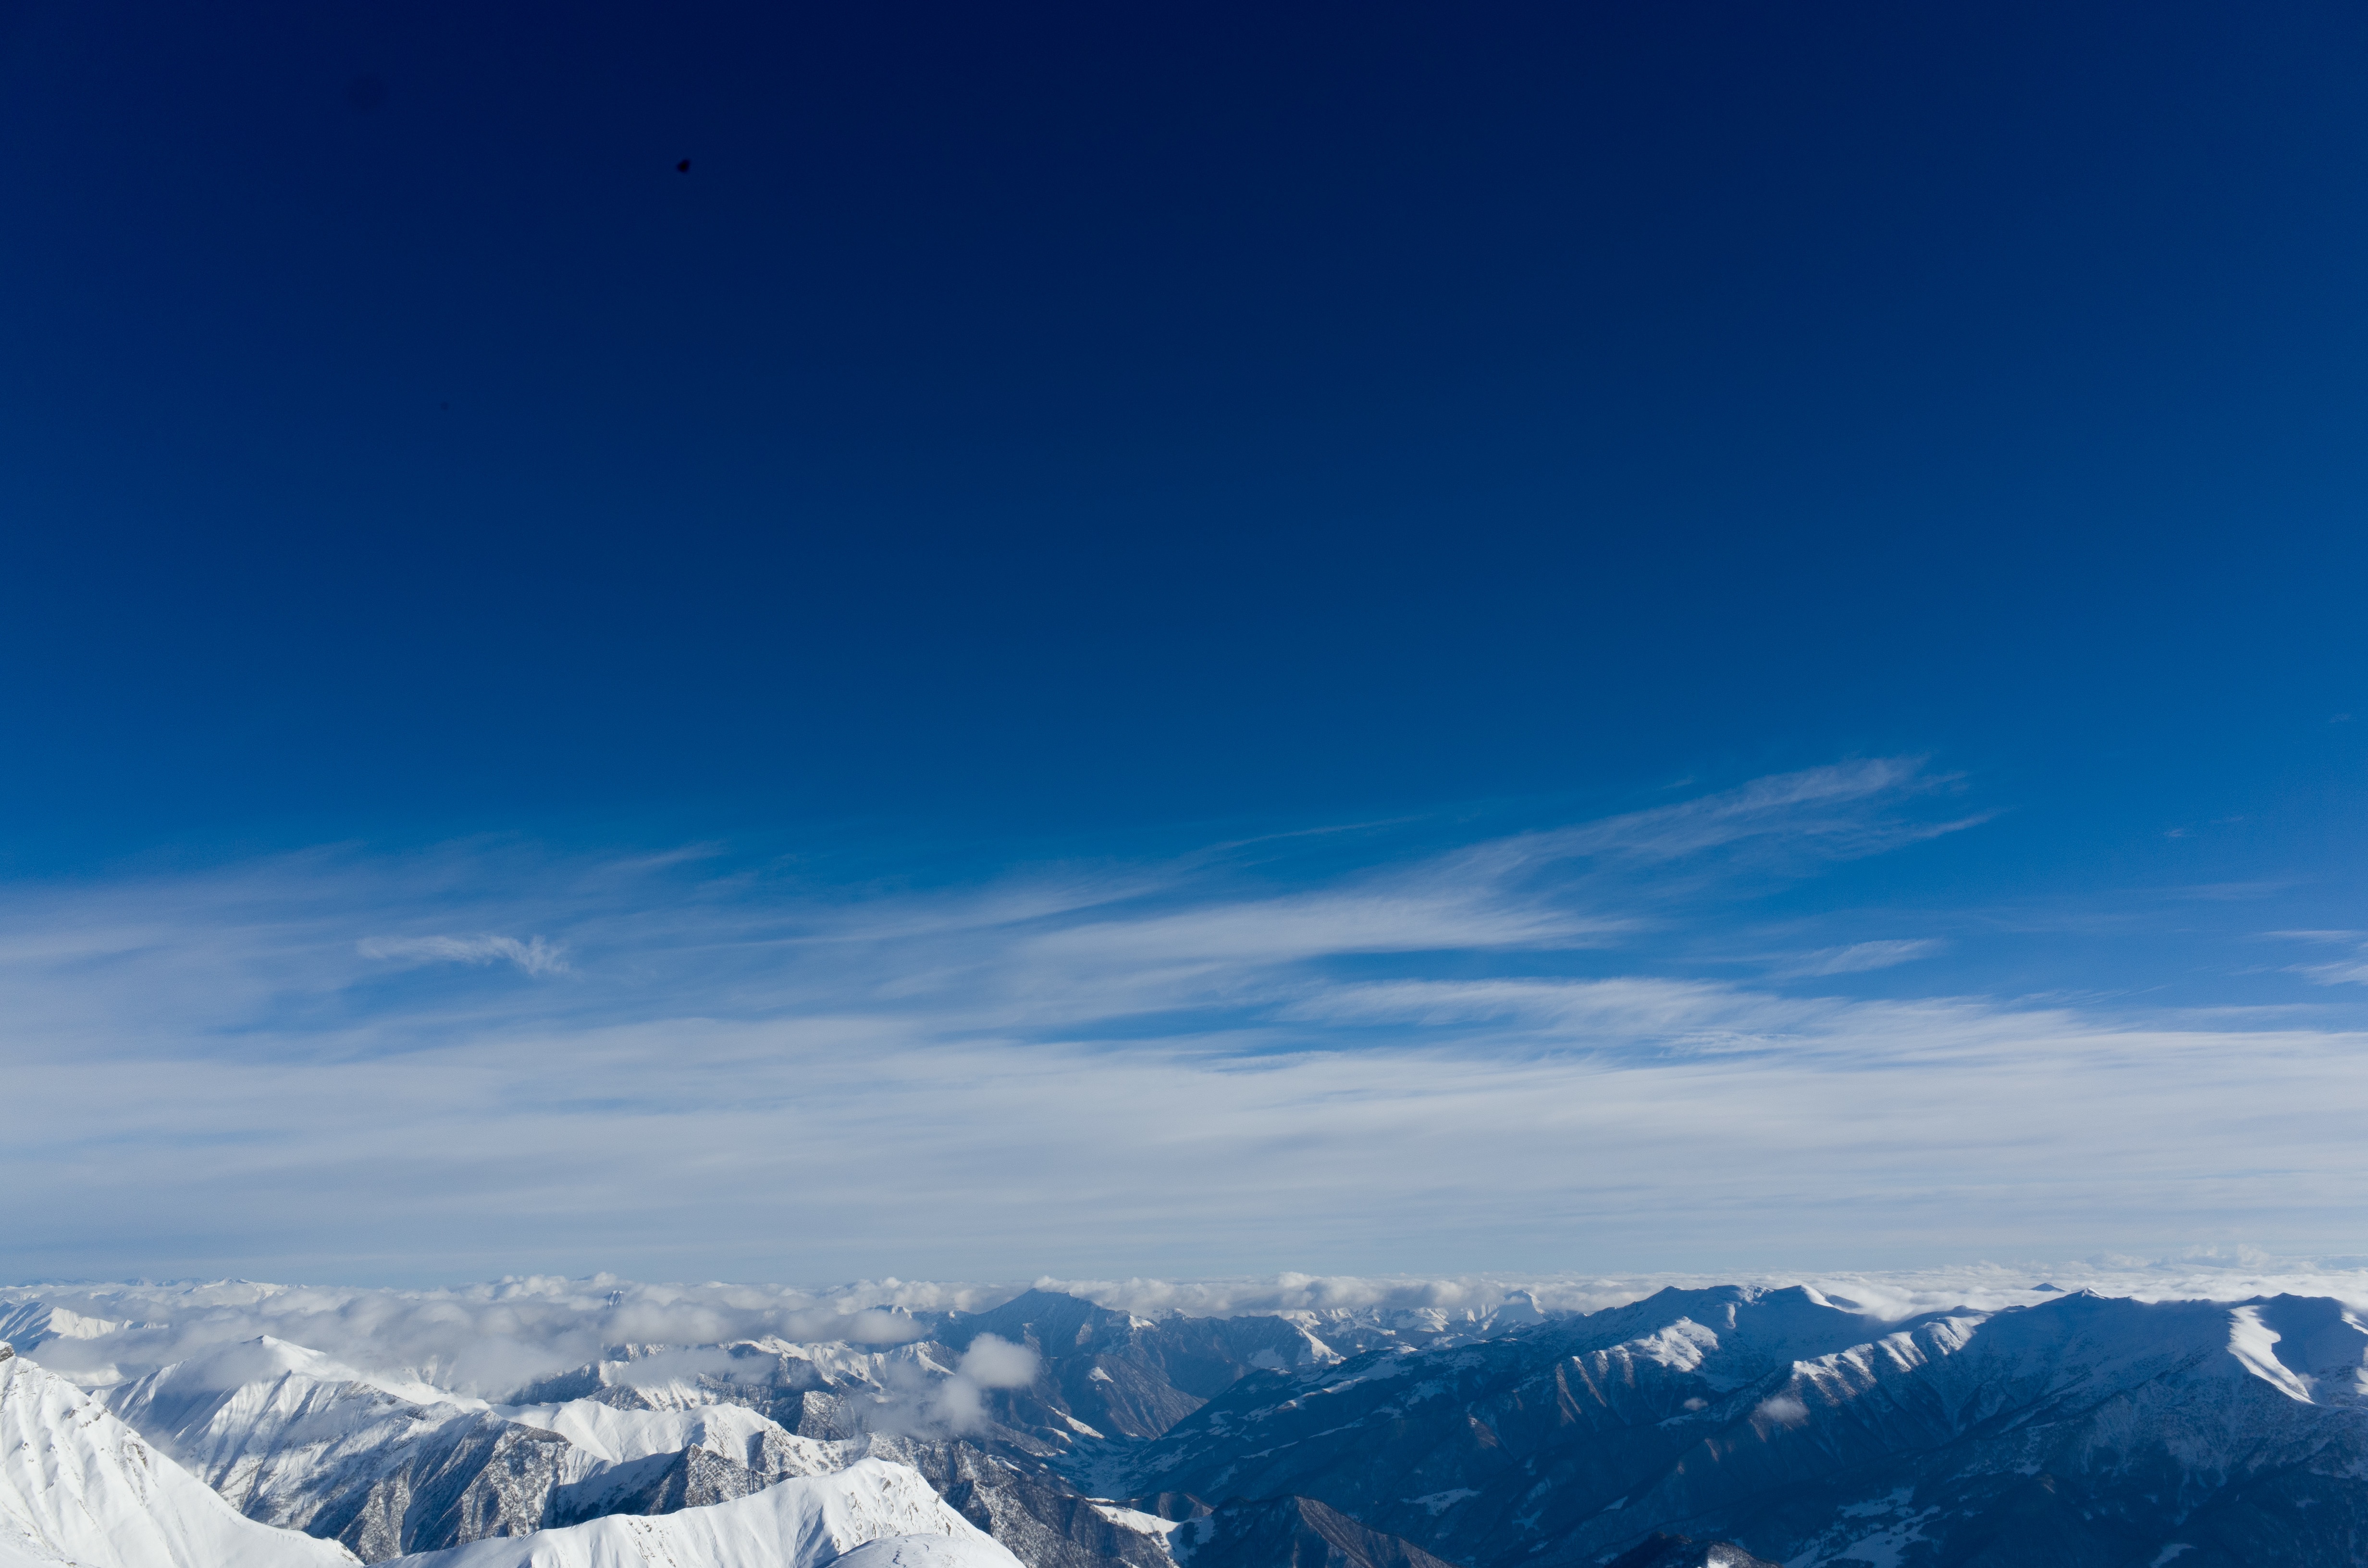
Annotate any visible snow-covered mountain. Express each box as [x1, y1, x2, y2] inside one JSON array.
[[0, 1344, 358, 1568], [384, 1457, 1021, 1568], [0, 1336, 1031, 1568], [92, 1333, 902, 1558], [1116, 1285, 2368, 1567], [9, 1276, 2368, 1567], [0, 1302, 148, 1356]]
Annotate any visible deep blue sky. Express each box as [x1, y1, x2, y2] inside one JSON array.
[[8, 0, 2365, 864], [4, 1, 2368, 1279]]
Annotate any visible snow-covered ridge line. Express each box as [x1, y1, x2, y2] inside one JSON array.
[[14, 1278, 2368, 1568], [0, 1345, 359, 1568], [10, 1258, 2368, 1397], [0, 1337, 1025, 1568], [382, 1458, 1022, 1568]]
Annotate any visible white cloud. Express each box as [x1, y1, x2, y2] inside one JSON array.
[[0, 1275, 950, 1396], [1455, 759, 1986, 873], [957, 1333, 1039, 1389], [18, 1255, 2368, 1401], [357, 933, 568, 975], [1773, 940, 1944, 978], [0, 762, 2362, 1284], [2271, 931, 2368, 986]]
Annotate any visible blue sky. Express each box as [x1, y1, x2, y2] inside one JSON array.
[[3, 0, 2367, 1283]]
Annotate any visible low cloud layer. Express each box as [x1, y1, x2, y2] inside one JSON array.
[[0, 1275, 962, 1395], [0, 762, 2364, 1282], [9, 1256, 2368, 1399]]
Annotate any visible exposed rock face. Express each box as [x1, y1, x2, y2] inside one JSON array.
[[937, 1290, 1341, 1460], [320, 1418, 572, 1559], [44, 1284, 2368, 1568], [1112, 1287, 2368, 1568], [869, 1439, 1175, 1568], [1172, 1495, 1457, 1568], [99, 1346, 584, 1560]]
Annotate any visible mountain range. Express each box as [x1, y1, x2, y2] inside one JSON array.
[[4, 1280, 2365, 1567]]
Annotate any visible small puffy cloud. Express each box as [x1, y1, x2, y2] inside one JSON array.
[[911, 1332, 1039, 1432], [958, 1333, 1039, 1389], [926, 1374, 987, 1432], [357, 933, 568, 976], [1754, 1392, 1810, 1426]]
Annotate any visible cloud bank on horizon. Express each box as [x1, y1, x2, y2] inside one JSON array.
[[3, 759, 2365, 1283], [10, 1255, 2368, 1399]]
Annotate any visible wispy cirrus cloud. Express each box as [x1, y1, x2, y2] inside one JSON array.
[[2268, 930, 2368, 986], [1769, 939, 1945, 978], [0, 759, 2362, 1285], [1448, 758, 1990, 876], [357, 933, 570, 975], [2292, 956, 2368, 986]]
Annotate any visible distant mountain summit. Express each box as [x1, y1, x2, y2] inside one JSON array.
[[8, 1280, 2368, 1566], [1107, 1284, 2368, 1567]]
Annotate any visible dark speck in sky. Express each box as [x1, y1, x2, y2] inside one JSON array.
[[675, 159, 690, 172]]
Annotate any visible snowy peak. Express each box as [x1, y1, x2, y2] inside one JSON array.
[[494, 1394, 838, 1470], [19, 1279, 2368, 1567], [2224, 1295, 2368, 1406], [117, 1334, 473, 1416], [0, 1303, 144, 1357], [1114, 1284, 2368, 1568], [99, 1333, 889, 1560], [0, 1346, 359, 1568], [383, 1456, 1023, 1568]]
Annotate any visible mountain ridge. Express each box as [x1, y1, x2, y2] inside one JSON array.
[[8, 1279, 2368, 1567]]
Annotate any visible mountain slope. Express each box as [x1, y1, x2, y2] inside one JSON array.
[[1119, 1286, 2368, 1567], [102, 1336, 577, 1559], [28, 1282, 2368, 1568], [100, 1335, 873, 1560], [1120, 1284, 1887, 1557], [1603, 1534, 1776, 1568], [0, 1344, 359, 1568], [940, 1290, 1340, 1450], [859, 1436, 1175, 1568], [91, 1324, 1180, 1568], [28, 1283, 1544, 1568], [385, 1456, 1024, 1568], [1171, 1495, 1456, 1568]]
